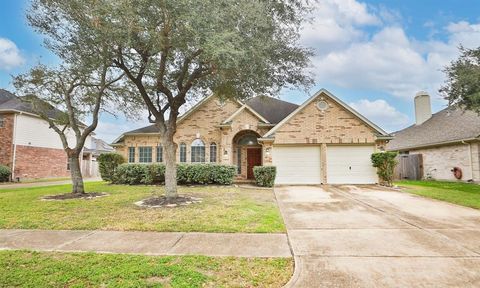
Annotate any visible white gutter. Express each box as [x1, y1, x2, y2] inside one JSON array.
[[11, 113, 18, 180], [390, 137, 480, 152]]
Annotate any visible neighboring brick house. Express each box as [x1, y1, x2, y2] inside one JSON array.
[[388, 91, 480, 182], [0, 89, 110, 180], [113, 89, 391, 184]]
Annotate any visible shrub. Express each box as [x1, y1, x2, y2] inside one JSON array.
[[0, 165, 11, 182], [113, 164, 150, 185], [147, 164, 166, 184], [253, 166, 276, 187], [371, 151, 398, 187], [97, 153, 125, 182], [211, 165, 237, 185], [113, 163, 236, 185], [177, 163, 236, 185]]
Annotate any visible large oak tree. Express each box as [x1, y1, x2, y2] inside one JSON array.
[[13, 60, 125, 194], [441, 46, 480, 112], [27, 0, 313, 199]]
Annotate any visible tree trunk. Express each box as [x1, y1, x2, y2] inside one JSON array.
[[69, 154, 85, 194], [163, 135, 178, 200]]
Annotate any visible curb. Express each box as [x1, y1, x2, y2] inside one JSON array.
[[283, 255, 302, 288]]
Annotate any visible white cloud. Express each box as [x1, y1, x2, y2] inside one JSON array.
[[0, 38, 25, 70], [95, 118, 149, 143], [349, 99, 410, 132], [301, 0, 380, 54], [311, 19, 480, 101]]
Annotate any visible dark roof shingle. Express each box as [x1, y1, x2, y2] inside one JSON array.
[[124, 124, 159, 134], [0, 89, 64, 119], [246, 96, 299, 124], [387, 107, 480, 151], [120, 96, 299, 136]]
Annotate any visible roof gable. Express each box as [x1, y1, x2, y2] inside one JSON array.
[[222, 104, 270, 124], [264, 89, 389, 138]]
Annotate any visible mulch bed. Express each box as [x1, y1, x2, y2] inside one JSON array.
[[135, 195, 203, 208], [42, 192, 108, 201]]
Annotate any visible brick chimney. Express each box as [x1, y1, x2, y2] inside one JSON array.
[[414, 91, 432, 125]]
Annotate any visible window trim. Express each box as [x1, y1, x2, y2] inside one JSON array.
[[156, 145, 163, 162], [191, 139, 206, 163], [128, 147, 135, 163], [138, 146, 153, 163], [237, 148, 242, 174], [179, 143, 187, 163], [210, 142, 217, 163]]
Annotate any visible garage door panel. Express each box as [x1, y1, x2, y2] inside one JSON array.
[[327, 146, 377, 184], [272, 146, 322, 185]]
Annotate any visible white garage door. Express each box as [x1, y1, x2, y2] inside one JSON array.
[[272, 146, 322, 184], [327, 145, 377, 184]]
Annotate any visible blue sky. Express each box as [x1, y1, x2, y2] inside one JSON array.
[[1, 0, 480, 142]]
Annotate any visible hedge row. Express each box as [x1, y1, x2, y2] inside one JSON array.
[[97, 153, 125, 182], [112, 163, 236, 185], [0, 165, 10, 182], [253, 166, 276, 187]]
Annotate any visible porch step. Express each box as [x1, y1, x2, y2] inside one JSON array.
[[234, 179, 256, 184]]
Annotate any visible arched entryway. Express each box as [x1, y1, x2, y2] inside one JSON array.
[[232, 130, 262, 179]]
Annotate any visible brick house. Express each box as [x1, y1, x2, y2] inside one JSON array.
[[0, 89, 110, 180], [388, 91, 480, 182], [112, 89, 392, 184]]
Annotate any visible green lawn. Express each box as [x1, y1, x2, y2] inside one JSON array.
[[0, 250, 292, 288], [0, 182, 285, 233], [396, 180, 480, 209]]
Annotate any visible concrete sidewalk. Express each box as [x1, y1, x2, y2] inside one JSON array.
[[0, 229, 291, 258], [0, 178, 102, 189]]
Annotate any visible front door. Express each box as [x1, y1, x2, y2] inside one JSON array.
[[247, 148, 262, 179]]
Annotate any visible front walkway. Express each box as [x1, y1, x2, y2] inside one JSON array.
[[276, 185, 480, 288], [0, 229, 291, 258]]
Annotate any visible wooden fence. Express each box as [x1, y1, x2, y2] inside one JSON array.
[[394, 154, 423, 180]]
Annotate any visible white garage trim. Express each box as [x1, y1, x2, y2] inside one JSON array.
[[326, 145, 378, 184], [272, 146, 322, 185]]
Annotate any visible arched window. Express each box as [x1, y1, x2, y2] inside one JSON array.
[[179, 143, 187, 162], [210, 143, 217, 163], [237, 134, 258, 146], [191, 139, 205, 163]]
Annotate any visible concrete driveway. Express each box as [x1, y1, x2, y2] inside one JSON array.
[[275, 185, 480, 287]]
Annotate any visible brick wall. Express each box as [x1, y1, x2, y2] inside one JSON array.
[[0, 113, 14, 168], [273, 92, 377, 144], [175, 97, 241, 162], [411, 143, 476, 181], [119, 97, 271, 167], [14, 145, 70, 179]]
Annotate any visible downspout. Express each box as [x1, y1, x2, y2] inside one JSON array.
[[461, 140, 474, 181], [11, 113, 18, 181]]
